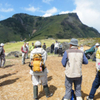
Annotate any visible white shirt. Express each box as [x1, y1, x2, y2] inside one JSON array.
[[54, 42, 59, 48]]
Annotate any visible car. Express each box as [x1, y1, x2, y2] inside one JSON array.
[[84, 45, 95, 59]]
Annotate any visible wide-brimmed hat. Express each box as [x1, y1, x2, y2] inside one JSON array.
[[69, 38, 78, 46]]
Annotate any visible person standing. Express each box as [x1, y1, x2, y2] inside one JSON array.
[[87, 46, 100, 100], [79, 44, 84, 52], [51, 43, 54, 53], [54, 41, 59, 54], [43, 43, 46, 50], [29, 41, 53, 100], [21, 42, 28, 65], [58, 43, 63, 56], [26, 42, 29, 59], [95, 43, 99, 52], [0, 43, 5, 67], [61, 38, 88, 100], [30, 43, 34, 51]]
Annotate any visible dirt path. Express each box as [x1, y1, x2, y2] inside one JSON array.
[[0, 56, 100, 100]]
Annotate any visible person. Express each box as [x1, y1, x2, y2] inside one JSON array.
[[29, 41, 53, 100], [21, 42, 28, 65], [54, 41, 59, 54], [30, 43, 34, 51], [87, 46, 100, 100], [79, 44, 84, 52], [61, 38, 88, 100], [51, 43, 54, 53], [26, 42, 29, 59], [0, 43, 5, 67], [58, 43, 63, 56], [43, 43, 46, 50], [95, 43, 99, 52]]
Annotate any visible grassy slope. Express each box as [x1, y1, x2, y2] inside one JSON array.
[[4, 38, 100, 53]]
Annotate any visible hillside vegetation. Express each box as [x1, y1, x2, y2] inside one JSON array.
[[4, 38, 100, 53], [0, 13, 100, 43]]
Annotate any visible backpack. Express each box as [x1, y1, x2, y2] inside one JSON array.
[[0, 46, 3, 56], [32, 54, 45, 72]]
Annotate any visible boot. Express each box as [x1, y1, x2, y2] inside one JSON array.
[[43, 85, 53, 98], [77, 97, 83, 100], [33, 86, 38, 100]]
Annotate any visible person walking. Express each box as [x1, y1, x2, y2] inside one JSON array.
[[29, 41, 53, 100], [26, 42, 29, 59], [87, 46, 100, 100], [0, 43, 5, 67], [61, 38, 88, 100], [21, 42, 28, 65]]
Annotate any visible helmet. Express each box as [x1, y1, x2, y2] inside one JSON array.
[[1, 43, 4, 46], [95, 43, 99, 46], [34, 41, 41, 46]]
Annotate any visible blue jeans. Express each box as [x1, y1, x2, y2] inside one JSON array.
[[64, 76, 82, 99], [89, 72, 100, 99]]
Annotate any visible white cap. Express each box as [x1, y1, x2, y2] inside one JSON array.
[[34, 41, 41, 46], [1, 43, 4, 46], [95, 43, 99, 46]]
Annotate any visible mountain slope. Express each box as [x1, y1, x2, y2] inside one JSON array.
[[0, 13, 100, 43]]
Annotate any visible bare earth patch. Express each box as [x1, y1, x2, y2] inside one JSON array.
[[0, 56, 100, 100]]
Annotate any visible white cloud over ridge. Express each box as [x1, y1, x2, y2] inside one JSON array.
[[0, 8, 14, 12], [24, 5, 39, 12], [43, 7, 58, 17], [60, 0, 100, 32], [0, 3, 14, 12]]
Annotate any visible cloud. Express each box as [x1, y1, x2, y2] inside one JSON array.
[[42, 0, 53, 4], [0, 3, 14, 12], [60, 11, 71, 14], [74, 0, 100, 32], [43, 7, 58, 17], [24, 6, 39, 12], [59, 0, 100, 32], [0, 8, 14, 12]]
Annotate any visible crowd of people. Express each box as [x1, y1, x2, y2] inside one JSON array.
[[0, 39, 100, 100], [20, 39, 100, 100]]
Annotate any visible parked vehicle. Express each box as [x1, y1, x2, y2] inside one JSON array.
[[84, 45, 95, 59]]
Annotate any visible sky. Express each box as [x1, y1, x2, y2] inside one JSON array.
[[0, 0, 100, 32]]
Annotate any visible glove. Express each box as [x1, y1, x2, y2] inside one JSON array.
[[29, 62, 33, 70]]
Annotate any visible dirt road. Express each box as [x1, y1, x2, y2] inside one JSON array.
[[0, 56, 100, 100]]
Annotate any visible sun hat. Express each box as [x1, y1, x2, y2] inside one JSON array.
[[95, 43, 99, 46], [34, 41, 41, 46], [1, 43, 4, 46], [69, 38, 78, 46]]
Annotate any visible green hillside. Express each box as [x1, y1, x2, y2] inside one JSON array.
[[0, 13, 100, 43]]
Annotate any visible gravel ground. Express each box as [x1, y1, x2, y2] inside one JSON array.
[[0, 56, 100, 100]]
